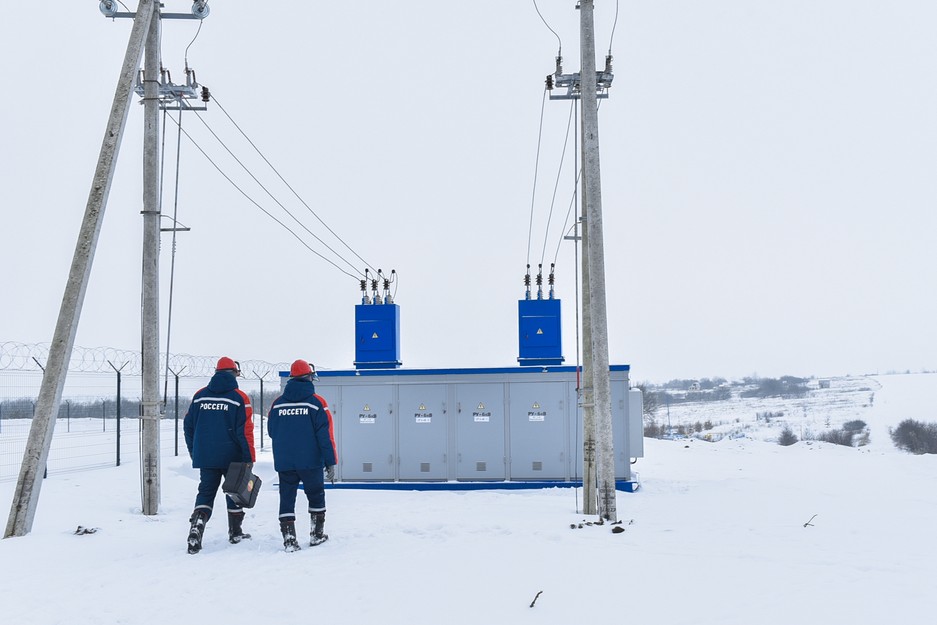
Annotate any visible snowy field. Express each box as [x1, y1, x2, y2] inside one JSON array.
[[1, 373, 935, 624]]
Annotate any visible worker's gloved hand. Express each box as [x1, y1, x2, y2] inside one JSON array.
[[325, 465, 336, 483]]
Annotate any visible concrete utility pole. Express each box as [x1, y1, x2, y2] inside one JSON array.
[[580, 0, 617, 522], [580, 173, 597, 515], [4, 0, 157, 538], [140, 9, 162, 515]]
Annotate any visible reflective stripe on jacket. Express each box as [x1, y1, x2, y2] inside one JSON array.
[[183, 371, 255, 469], [268, 377, 337, 471]]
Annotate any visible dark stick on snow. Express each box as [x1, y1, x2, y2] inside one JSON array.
[[529, 590, 544, 608], [803, 514, 817, 528]]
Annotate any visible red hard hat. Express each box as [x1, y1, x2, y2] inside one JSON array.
[[216, 356, 238, 372], [290, 359, 313, 378]]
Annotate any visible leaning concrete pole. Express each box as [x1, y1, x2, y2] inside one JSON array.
[[580, 0, 617, 522], [140, 3, 162, 516], [4, 0, 157, 538]]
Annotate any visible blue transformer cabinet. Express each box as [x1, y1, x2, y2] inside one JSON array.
[[517, 298, 564, 366], [355, 303, 402, 369]]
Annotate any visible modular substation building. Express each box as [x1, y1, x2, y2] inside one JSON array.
[[280, 294, 644, 489]]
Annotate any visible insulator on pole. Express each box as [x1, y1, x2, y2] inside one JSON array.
[[192, 1, 210, 19], [536, 264, 544, 300], [524, 264, 532, 300], [99, 0, 118, 18]]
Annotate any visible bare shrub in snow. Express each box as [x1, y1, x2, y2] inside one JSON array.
[[890, 419, 937, 454], [818, 429, 854, 447], [644, 418, 662, 439]]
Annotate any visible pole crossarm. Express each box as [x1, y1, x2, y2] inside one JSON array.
[[546, 53, 613, 101], [548, 71, 613, 101], [105, 12, 203, 20], [100, 0, 210, 21], [134, 68, 209, 111]]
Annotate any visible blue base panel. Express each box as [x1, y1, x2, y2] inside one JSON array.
[[312, 480, 640, 493]]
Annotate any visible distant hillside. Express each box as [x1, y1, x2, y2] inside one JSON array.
[[640, 373, 936, 450]]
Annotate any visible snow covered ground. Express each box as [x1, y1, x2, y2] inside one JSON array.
[[1, 373, 935, 624]]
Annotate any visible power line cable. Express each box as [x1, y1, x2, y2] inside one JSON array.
[[184, 17, 203, 68], [168, 117, 360, 280], [162, 108, 185, 408], [532, 0, 562, 56], [553, 98, 581, 269], [552, 166, 582, 268], [608, 0, 620, 56], [210, 94, 379, 277], [540, 98, 576, 270], [527, 89, 549, 269], [189, 110, 366, 278]]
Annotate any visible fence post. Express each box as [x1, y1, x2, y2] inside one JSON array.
[[65, 400, 70, 433], [108, 361, 127, 467], [254, 371, 268, 451]]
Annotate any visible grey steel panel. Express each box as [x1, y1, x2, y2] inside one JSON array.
[[315, 384, 342, 481], [611, 380, 632, 480], [454, 383, 506, 480], [629, 388, 645, 458], [339, 385, 395, 480], [565, 381, 584, 482], [397, 384, 448, 480], [508, 381, 568, 479]]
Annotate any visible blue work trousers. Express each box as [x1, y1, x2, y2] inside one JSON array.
[[194, 467, 242, 517], [278, 468, 325, 519]]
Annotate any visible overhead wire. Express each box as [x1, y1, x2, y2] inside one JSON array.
[[539, 98, 576, 270], [189, 108, 368, 279], [532, 0, 562, 57], [210, 94, 379, 278], [184, 17, 203, 69], [162, 108, 185, 407], [167, 115, 361, 280], [608, 0, 620, 57], [526, 89, 549, 269], [552, 96, 582, 269], [552, 167, 582, 268], [164, 12, 376, 285]]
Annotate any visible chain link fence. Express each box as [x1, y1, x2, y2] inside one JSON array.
[[0, 342, 286, 482]]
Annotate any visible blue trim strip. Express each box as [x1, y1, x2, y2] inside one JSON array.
[[280, 364, 630, 378], [312, 480, 640, 493]]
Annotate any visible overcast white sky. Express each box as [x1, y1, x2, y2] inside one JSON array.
[[2, 1, 936, 383]]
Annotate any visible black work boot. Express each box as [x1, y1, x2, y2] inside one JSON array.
[[227, 510, 251, 544], [310, 511, 328, 546], [280, 518, 301, 552], [187, 509, 209, 554]]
